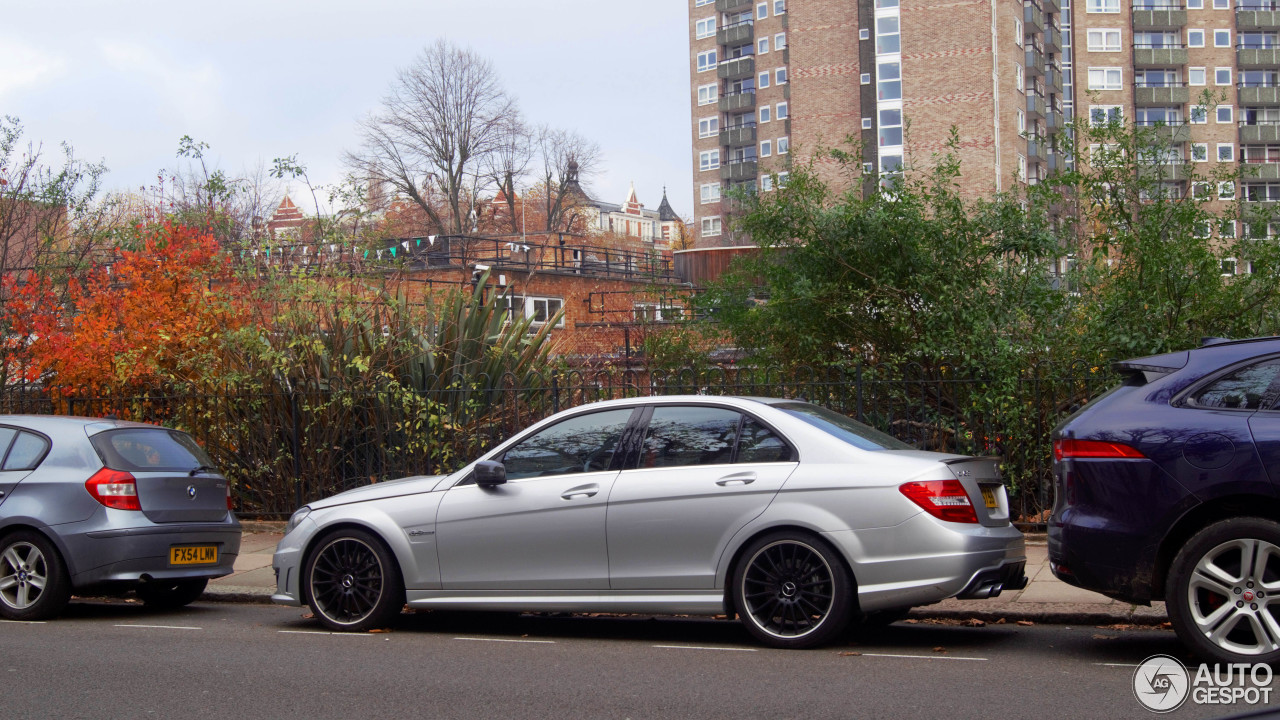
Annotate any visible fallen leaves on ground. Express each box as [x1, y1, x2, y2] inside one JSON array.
[[1096, 623, 1139, 631], [933, 646, 947, 653], [965, 618, 986, 627], [368, 628, 390, 634], [1092, 634, 1116, 640], [302, 612, 314, 619], [1016, 620, 1035, 626], [839, 651, 862, 657]]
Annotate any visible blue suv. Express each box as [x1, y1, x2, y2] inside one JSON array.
[[1050, 337, 1280, 664]]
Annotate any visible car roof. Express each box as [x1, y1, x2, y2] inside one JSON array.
[[0, 415, 160, 435]]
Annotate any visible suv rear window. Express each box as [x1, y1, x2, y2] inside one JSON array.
[[91, 429, 215, 473]]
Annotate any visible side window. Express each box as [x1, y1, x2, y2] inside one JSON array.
[[1189, 359, 1280, 410], [0, 428, 16, 466], [501, 409, 634, 480], [639, 406, 741, 468], [737, 418, 794, 463], [3, 431, 49, 471]]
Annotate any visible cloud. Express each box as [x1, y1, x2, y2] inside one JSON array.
[[97, 40, 222, 125], [0, 38, 69, 99]]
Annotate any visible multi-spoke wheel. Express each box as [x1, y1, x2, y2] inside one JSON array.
[[0, 531, 70, 621], [304, 529, 404, 632], [733, 531, 853, 649], [1167, 518, 1280, 664]]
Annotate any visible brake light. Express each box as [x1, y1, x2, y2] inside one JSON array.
[[226, 483, 233, 511], [899, 480, 979, 523], [85, 468, 141, 510], [1053, 439, 1146, 461]]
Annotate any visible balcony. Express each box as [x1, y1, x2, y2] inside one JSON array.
[[1135, 82, 1191, 104], [1132, 9, 1187, 29], [719, 90, 757, 113], [1238, 5, 1280, 31], [1244, 162, 1280, 180], [718, 56, 755, 80], [1027, 135, 1046, 161], [718, 19, 754, 47], [1238, 84, 1280, 104], [1024, 4, 1044, 33], [1041, 0, 1060, 14], [1238, 45, 1280, 67], [1240, 121, 1280, 142], [721, 159, 758, 182], [1025, 47, 1045, 73], [1133, 44, 1188, 66], [1046, 67, 1064, 92], [1137, 163, 1190, 181], [716, 0, 752, 11], [1046, 110, 1066, 134], [1026, 92, 1046, 119], [720, 123, 757, 147], [1044, 27, 1062, 55]]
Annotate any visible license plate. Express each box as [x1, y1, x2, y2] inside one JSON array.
[[980, 486, 1000, 509], [170, 545, 218, 565]]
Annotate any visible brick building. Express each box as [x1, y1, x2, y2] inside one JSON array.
[[688, 0, 1068, 247]]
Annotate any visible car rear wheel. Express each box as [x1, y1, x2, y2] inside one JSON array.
[[136, 578, 208, 609], [0, 531, 71, 621], [305, 529, 404, 632], [1166, 517, 1280, 664], [733, 531, 854, 649]]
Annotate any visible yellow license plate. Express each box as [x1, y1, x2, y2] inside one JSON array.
[[170, 545, 218, 565], [980, 486, 1000, 509]]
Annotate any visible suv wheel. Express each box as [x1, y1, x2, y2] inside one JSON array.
[[1166, 517, 1280, 664]]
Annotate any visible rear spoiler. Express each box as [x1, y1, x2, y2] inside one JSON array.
[[1111, 350, 1188, 384]]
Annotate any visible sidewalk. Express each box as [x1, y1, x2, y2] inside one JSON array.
[[207, 529, 1170, 626]]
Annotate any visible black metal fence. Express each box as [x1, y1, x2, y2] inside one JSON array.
[[0, 362, 1117, 523]]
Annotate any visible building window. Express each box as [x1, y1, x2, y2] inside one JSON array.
[[1188, 67, 1206, 86], [1222, 258, 1238, 276], [777, 102, 788, 119], [760, 106, 772, 123], [519, 297, 565, 327], [1192, 143, 1209, 161], [778, 136, 790, 154], [695, 17, 716, 40], [878, 61, 902, 100], [700, 183, 721, 203], [1217, 105, 1234, 124], [1186, 0, 1203, 7], [699, 150, 721, 171], [698, 84, 718, 105], [1015, 63, 1025, 92], [1214, 0, 1229, 8], [860, 28, 870, 40], [694, 0, 713, 5], [697, 50, 718, 72], [1017, 109, 1026, 133], [879, 107, 903, 146], [774, 0, 785, 14], [1188, 29, 1205, 48], [1086, 0, 1120, 11], [862, 117, 873, 129], [701, 216, 722, 237], [1087, 29, 1122, 51], [1018, 154, 1028, 182], [1015, 18, 1024, 48], [757, 2, 768, 19], [1219, 143, 1235, 161], [776, 67, 787, 84], [861, 73, 872, 85], [1214, 29, 1231, 48], [698, 117, 720, 139], [776, 32, 787, 50], [1087, 67, 1123, 90], [759, 71, 770, 88], [1220, 181, 1236, 199], [758, 38, 769, 55], [1216, 68, 1232, 86], [761, 140, 772, 157], [1089, 105, 1124, 125], [777, 171, 790, 186], [761, 175, 774, 191], [1190, 106, 1208, 123]]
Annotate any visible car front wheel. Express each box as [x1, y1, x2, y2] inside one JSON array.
[[0, 531, 71, 621], [1166, 517, 1280, 664], [304, 529, 404, 632], [733, 531, 854, 649]]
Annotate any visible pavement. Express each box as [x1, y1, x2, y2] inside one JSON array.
[[206, 526, 1171, 626]]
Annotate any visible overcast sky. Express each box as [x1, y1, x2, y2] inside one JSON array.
[[3, 0, 694, 221]]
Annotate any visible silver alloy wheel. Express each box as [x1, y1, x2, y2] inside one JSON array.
[[308, 536, 385, 627], [1187, 537, 1280, 656], [740, 539, 836, 639], [0, 541, 49, 611]]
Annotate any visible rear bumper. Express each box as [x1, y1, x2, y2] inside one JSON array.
[[62, 518, 242, 589], [1048, 514, 1156, 603]]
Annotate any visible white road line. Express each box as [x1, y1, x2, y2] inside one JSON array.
[[858, 652, 988, 662], [115, 624, 202, 631], [0, 620, 46, 625], [278, 630, 373, 637], [653, 645, 758, 652], [453, 637, 556, 644]]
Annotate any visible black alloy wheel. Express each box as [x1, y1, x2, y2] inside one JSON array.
[[734, 531, 854, 649], [305, 529, 404, 632]]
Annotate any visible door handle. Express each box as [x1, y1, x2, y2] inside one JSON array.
[[716, 472, 757, 487], [561, 483, 599, 500]]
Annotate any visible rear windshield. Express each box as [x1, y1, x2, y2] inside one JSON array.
[[91, 428, 215, 473], [773, 402, 912, 451]]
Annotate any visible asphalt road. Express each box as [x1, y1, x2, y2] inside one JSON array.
[[1, 600, 1274, 720]]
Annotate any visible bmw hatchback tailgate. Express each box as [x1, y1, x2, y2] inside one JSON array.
[[133, 471, 230, 522], [88, 426, 230, 522]]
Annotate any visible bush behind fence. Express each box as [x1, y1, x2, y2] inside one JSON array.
[[0, 362, 1117, 521]]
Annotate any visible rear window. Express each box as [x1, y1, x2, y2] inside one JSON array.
[[773, 402, 912, 451], [91, 429, 214, 473]]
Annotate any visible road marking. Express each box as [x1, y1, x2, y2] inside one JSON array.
[[454, 637, 556, 644], [653, 645, 758, 652], [0, 620, 46, 625], [858, 652, 987, 662], [278, 630, 373, 637], [115, 624, 202, 631]]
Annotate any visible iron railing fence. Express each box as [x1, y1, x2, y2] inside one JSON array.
[[0, 362, 1119, 523]]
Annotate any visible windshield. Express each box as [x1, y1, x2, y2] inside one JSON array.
[[774, 402, 912, 451]]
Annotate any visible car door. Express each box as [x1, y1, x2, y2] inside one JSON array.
[[0, 427, 43, 510], [435, 407, 637, 591], [606, 404, 798, 590]]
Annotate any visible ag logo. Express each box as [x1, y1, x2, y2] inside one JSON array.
[[1133, 654, 1190, 713]]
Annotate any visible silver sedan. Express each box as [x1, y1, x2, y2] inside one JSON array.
[[272, 397, 1025, 648]]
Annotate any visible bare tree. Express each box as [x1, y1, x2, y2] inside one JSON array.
[[482, 115, 534, 234], [533, 126, 601, 233], [351, 39, 516, 235]]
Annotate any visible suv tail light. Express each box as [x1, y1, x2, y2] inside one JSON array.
[[85, 468, 141, 510], [226, 483, 233, 511], [1053, 439, 1146, 461], [899, 480, 979, 523]]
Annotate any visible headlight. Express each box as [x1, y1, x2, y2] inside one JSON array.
[[286, 506, 311, 533]]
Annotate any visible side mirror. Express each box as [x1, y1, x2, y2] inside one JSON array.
[[474, 460, 507, 488]]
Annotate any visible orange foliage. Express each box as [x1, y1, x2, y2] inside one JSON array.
[[4, 222, 246, 392]]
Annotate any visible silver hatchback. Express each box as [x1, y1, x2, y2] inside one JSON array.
[[0, 416, 241, 619], [273, 397, 1025, 648]]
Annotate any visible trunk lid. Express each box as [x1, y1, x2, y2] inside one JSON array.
[[940, 456, 1011, 528], [89, 427, 230, 523]]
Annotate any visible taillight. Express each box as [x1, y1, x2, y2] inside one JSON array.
[[226, 483, 233, 511], [86, 468, 141, 510], [899, 480, 979, 523], [1053, 439, 1146, 461]]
